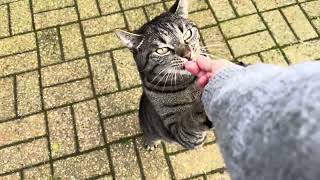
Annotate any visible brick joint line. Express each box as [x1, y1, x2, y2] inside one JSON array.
[[249, 0, 291, 65], [27, 0, 55, 176], [296, 0, 320, 37], [278, 8, 300, 41], [7, 3, 12, 36], [205, 0, 236, 60]]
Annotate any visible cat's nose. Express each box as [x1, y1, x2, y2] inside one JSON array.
[[183, 51, 192, 60], [204, 117, 214, 129]]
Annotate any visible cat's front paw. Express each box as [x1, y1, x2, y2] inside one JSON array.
[[144, 140, 161, 151]]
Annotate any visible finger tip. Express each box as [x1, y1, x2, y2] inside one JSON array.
[[184, 61, 199, 75]]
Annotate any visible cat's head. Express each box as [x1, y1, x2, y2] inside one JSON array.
[[116, 0, 201, 87]]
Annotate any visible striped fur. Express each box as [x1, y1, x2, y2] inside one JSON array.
[[116, 0, 213, 150]]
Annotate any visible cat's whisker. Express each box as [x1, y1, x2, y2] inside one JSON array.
[[200, 44, 224, 48], [113, 57, 150, 73], [174, 67, 177, 89], [162, 70, 171, 92], [170, 68, 175, 88], [150, 65, 172, 84], [176, 69, 183, 81], [200, 52, 226, 60], [200, 47, 226, 52], [153, 65, 174, 88]]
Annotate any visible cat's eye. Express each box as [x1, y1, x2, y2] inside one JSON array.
[[184, 29, 193, 41], [155, 47, 169, 55]]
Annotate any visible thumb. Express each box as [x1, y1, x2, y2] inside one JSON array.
[[197, 56, 214, 72]]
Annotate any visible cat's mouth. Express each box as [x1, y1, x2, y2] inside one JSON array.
[[170, 62, 193, 77]]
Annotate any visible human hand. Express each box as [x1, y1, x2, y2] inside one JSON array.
[[184, 56, 234, 89]]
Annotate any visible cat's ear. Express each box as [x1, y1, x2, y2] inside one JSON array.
[[115, 29, 144, 50], [169, 0, 189, 18]]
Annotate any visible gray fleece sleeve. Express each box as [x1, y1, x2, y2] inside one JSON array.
[[202, 61, 320, 180]]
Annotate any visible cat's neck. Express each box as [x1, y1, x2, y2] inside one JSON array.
[[142, 76, 196, 93]]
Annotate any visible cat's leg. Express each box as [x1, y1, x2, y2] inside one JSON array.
[[139, 93, 162, 151], [165, 100, 213, 149]]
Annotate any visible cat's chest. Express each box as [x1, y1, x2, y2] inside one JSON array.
[[144, 83, 201, 113]]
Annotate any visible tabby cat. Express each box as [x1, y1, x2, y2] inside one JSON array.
[[116, 0, 213, 150]]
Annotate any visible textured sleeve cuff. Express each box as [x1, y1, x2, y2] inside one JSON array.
[[202, 64, 245, 109]]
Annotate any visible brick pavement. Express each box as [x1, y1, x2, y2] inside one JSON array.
[[0, 0, 319, 179]]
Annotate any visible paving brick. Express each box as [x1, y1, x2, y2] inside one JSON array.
[[10, 0, 32, 34], [125, 8, 148, 31], [60, 23, 85, 60], [0, 77, 15, 122], [208, 0, 235, 21], [97, 175, 113, 180], [260, 49, 288, 66], [23, 164, 51, 180], [136, 137, 171, 179], [313, 18, 320, 32], [231, 0, 256, 15], [37, 28, 62, 66], [113, 49, 141, 89], [0, 51, 38, 77], [0, 0, 319, 179], [262, 10, 297, 46], [237, 54, 262, 65], [34, 7, 78, 29], [82, 13, 125, 36], [0, 33, 36, 57], [0, 138, 48, 174], [17, 71, 42, 115], [87, 32, 124, 54], [189, 0, 209, 12], [111, 140, 141, 179], [1, 0, 20, 3], [99, 0, 121, 14], [43, 78, 93, 109], [282, 6, 318, 41], [0, 113, 44, 146], [1, 173, 20, 180], [165, 141, 187, 154], [32, 0, 74, 13], [47, 107, 75, 158], [253, 0, 295, 11], [302, 1, 320, 18], [41, 58, 89, 87], [53, 149, 110, 179], [167, 0, 209, 13], [189, 10, 216, 28], [145, 3, 165, 20], [99, 87, 142, 118], [229, 31, 275, 57], [206, 172, 231, 180], [90, 52, 118, 94], [104, 112, 141, 142], [221, 14, 265, 38], [170, 143, 225, 179], [0, 5, 9, 38], [200, 27, 232, 59], [76, 0, 99, 19], [120, 0, 161, 9], [73, 100, 104, 151], [283, 39, 320, 63], [190, 177, 204, 180], [164, 0, 175, 9]]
